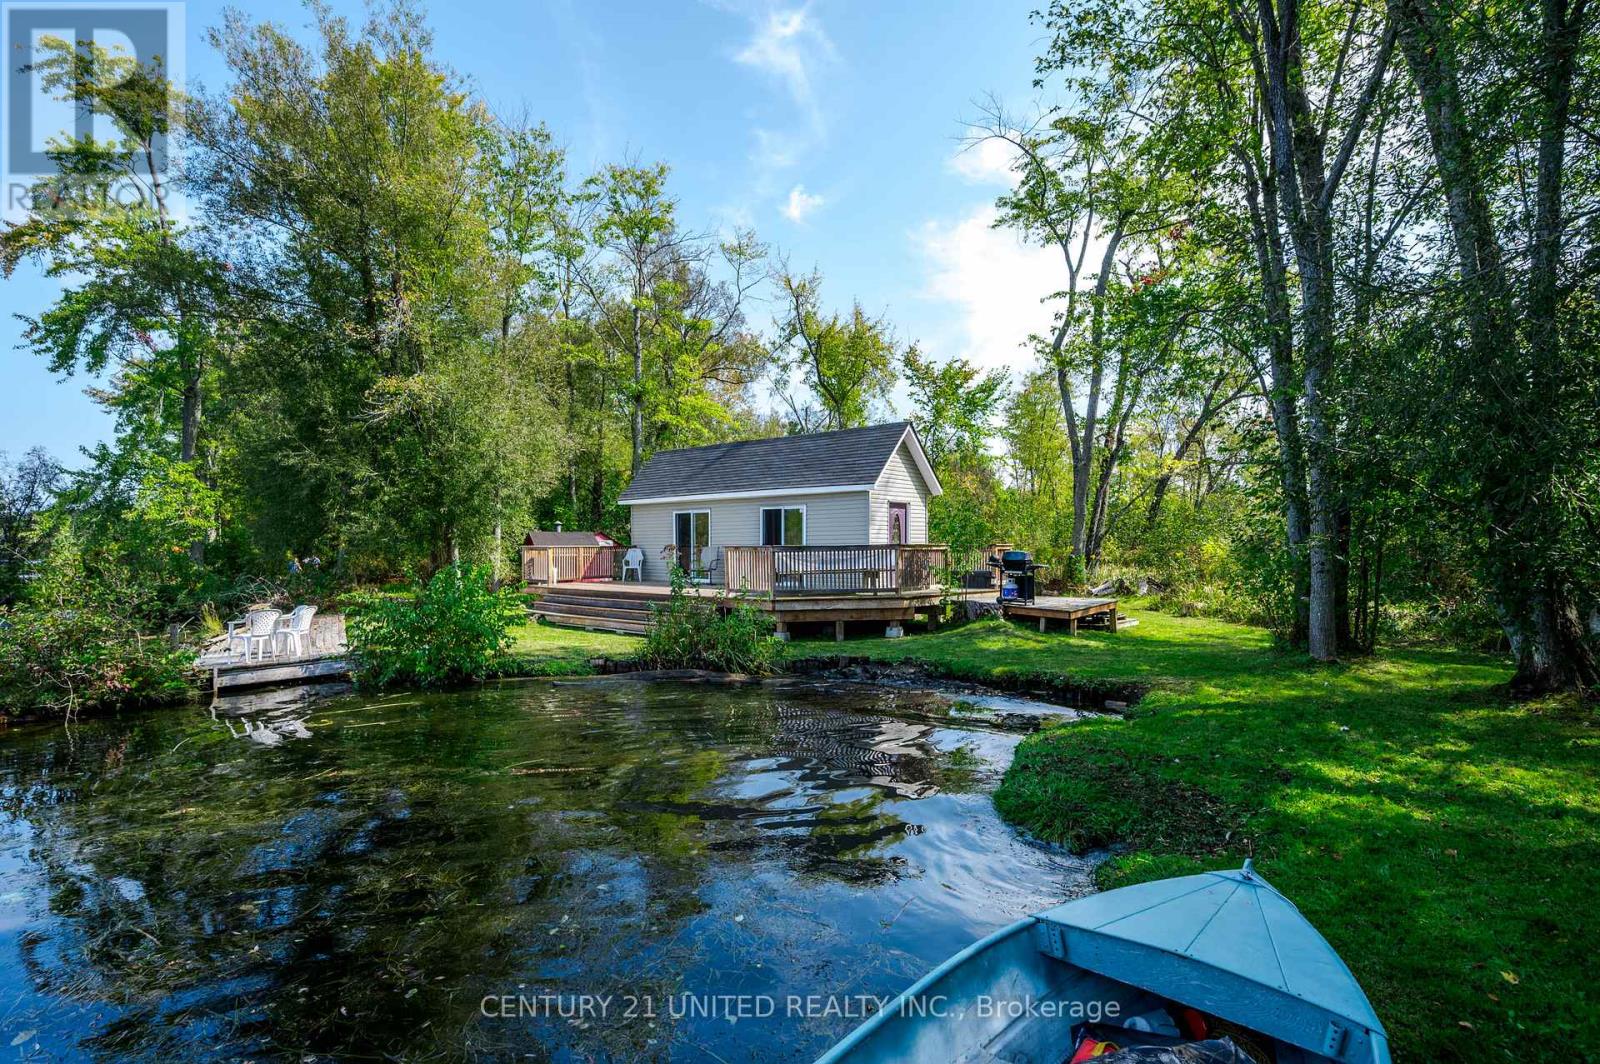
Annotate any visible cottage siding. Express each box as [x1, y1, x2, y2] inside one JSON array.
[[869, 439, 932, 543], [628, 491, 870, 582]]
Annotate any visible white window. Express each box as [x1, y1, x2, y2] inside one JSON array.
[[760, 506, 806, 546]]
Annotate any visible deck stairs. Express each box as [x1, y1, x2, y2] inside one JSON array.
[[527, 584, 667, 635]]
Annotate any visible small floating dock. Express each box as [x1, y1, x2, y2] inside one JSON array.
[[197, 614, 351, 693], [206, 653, 352, 693], [1003, 596, 1122, 634]]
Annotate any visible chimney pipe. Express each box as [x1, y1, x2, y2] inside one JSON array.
[[555, 520, 563, 533]]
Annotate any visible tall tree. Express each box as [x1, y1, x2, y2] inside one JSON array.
[[1385, 0, 1600, 692], [772, 267, 900, 431], [973, 95, 1188, 573], [199, 4, 559, 570], [580, 163, 684, 473], [1, 35, 225, 562], [1034, 0, 1399, 653], [1242, 0, 1397, 660]]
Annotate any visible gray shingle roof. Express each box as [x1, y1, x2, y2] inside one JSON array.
[[618, 422, 921, 503]]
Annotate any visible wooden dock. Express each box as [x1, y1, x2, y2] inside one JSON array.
[[1003, 596, 1120, 634], [207, 653, 352, 692], [198, 615, 353, 692]]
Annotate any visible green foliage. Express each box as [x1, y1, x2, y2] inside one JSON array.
[[345, 564, 523, 688], [640, 569, 781, 674], [903, 350, 1007, 468], [201, 4, 564, 574], [1377, 596, 1502, 651], [0, 528, 191, 718], [774, 268, 900, 430], [0, 448, 60, 606]]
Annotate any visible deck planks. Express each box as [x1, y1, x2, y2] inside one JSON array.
[[1002, 596, 1120, 633], [209, 654, 352, 692]]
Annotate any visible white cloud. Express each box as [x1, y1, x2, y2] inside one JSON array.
[[733, 7, 834, 134], [914, 203, 1063, 375], [949, 138, 1022, 186], [781, 184, 825, 223]]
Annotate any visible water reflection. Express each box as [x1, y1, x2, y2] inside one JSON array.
[[0, 678, 1092, 1061]]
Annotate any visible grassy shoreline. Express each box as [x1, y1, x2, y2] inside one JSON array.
[[501, 621, 642, 676], [787, 609, 1597, 1060]]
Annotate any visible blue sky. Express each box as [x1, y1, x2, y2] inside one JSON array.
[[2, 0, 1065, 463]]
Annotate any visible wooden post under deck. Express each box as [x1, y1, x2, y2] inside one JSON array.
[[1038, 616, 1048, 633], [834, 620, 845, 642], [1069, 617, 1078, 635], [1109, 608, 1118, 633]]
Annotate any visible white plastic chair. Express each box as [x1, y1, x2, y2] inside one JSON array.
[[240, 609, 283, 663], [621, 547, 644, 582], [226, 608, 275, 659], [275, 604, 317, 658]]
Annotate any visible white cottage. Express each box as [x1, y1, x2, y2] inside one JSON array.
[[617, 422, 943, 584]]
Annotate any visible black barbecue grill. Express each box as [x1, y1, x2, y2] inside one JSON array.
[[988, 549, 1046, 605]]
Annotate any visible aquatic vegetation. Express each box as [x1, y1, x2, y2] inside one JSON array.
[[0, 677, 1085, 1060]]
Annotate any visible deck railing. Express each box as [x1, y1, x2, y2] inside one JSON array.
[[723, 544, 950, 596], [522, 545, 627, 585]]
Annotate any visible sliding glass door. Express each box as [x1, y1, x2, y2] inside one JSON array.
[[673, 510, 710, 580]]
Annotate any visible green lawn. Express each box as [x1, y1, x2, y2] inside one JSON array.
[[790, 610, 1598, 1061], [501, 619, 642, 675]]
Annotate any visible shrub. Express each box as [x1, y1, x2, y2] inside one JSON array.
[[0, 530, 191, 718], [639, 569, 781, 674], [345, 564, 523, 688]]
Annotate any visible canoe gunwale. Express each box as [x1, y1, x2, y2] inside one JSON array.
[[811, 917, 1036, 1064]]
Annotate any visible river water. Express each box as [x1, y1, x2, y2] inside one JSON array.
[[0, 677, 1093, 1061]]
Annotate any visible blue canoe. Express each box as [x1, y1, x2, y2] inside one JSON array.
[[817, 861, 1389, 1064]]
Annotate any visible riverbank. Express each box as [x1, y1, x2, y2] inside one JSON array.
[[788, 609, 1597, 1061]]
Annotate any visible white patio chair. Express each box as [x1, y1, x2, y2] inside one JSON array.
[[275, 604, 318, 658], [240, 609, 283, 663], [225, 608, 276, 659], [621, 547, 644, 582]]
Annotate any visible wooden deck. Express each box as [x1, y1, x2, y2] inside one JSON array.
[[1002, 595, 1120, 633], [197, 614, 351, 692], [207, 653, 352, 692], [523, 544, 951, 598], [529, 578, 952, 639], [528, 581, 1126, 640]]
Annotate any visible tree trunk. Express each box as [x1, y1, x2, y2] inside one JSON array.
[[1333, 500, 1353, 652], [181, 350, 206, 565], [1059, 221, 1125, 562], [1252, 0, 1391, 661], [1389, 0, 1598, 694], [630, 300, 644, 474], [1368, 520, 1384, 654], [1237, 150, 1311, 645]]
